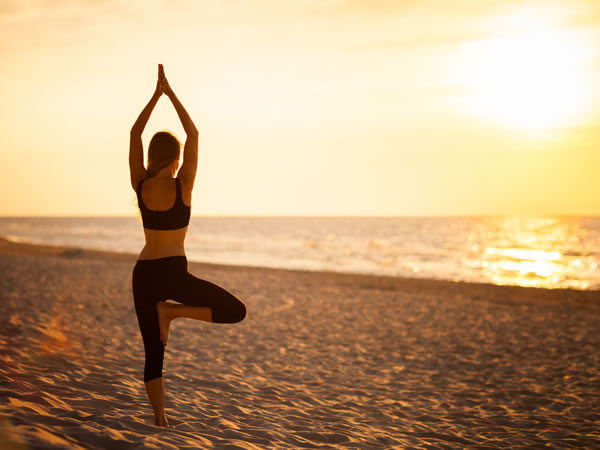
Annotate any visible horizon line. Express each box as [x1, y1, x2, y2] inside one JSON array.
[[1, 213, 599, 219]]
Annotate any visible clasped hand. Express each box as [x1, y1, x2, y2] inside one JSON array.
[[154, 64, 174, 98]]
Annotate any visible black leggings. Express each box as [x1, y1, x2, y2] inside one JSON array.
[[132, 256, 246, 382]]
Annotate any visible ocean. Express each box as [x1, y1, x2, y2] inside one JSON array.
[[0, 216, 598, 290]]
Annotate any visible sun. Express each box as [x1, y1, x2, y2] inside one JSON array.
[[449, 7, 594, 133]]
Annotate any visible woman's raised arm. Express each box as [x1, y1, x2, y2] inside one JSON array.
[[129, 65, 162, 190], [160, 67, 199, 188]]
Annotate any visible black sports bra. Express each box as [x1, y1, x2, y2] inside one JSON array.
[[136, 177, 191, 230]]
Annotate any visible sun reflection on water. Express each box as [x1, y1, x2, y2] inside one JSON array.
[[471, 217, 597, 289]]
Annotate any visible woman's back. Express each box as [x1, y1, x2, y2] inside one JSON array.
[[137, 174, 192, 260], [140, 176, 190, 210]]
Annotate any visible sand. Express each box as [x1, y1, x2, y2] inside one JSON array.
[[0, 236, 599, 449]]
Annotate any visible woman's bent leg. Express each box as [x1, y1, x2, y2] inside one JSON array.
[[170, 270, 246, 324]]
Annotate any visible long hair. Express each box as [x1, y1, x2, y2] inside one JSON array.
[[147, 131, 182, 177]]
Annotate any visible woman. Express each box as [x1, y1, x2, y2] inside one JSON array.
[[129, 64, 246, 427]]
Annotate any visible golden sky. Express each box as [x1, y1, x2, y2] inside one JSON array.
[[1, 0, 599, 216]]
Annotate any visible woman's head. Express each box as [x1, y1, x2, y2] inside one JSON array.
[[147, 131, 182, 177]]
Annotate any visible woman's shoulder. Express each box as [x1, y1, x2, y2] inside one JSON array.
[[176, 175, 192, 190], [135, 175, 148, 192]]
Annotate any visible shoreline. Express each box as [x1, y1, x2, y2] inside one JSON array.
[[0, 236, 597, 306]]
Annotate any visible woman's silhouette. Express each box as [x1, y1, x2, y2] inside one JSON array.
[[129, 64, 246, 427]]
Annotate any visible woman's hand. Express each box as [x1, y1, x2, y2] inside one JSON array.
[[153, 64, 164, 98], [158, 64, 174, 98]]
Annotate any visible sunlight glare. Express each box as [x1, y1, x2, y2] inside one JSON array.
[[450, 6, 595, 132], [474, 217, 595, 289]]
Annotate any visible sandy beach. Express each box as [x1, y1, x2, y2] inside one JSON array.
[[0, 236, 599, 449]]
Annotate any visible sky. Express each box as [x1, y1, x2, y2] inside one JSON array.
[[1, 0, 599, 216]]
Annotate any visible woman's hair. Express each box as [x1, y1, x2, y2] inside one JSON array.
[[147, 131, 182, 177]]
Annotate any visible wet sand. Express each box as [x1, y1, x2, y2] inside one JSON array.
[[0, 237, 599, 448]]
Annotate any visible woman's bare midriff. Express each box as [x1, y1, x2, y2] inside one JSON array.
[[137, 227, 188, 260]]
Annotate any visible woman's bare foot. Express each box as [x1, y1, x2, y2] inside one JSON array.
[[157, 301, 172, 346], [155, 414, 169, 427], [157, 302, 212, 346]]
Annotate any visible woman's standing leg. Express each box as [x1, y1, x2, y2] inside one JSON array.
[[144, 378, 168, 427], [132, 262, 169, 427]]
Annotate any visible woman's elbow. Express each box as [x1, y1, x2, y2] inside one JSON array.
[[186, 127, 199, 137]]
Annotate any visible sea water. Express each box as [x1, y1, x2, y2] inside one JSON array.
[[0, 216, 598, 290]]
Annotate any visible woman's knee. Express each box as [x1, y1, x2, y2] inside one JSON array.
[[144, 361, 164, 383], [143, 340, 165, 382], [214, 299, 246, 324], [232, 300, 246, 323]]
